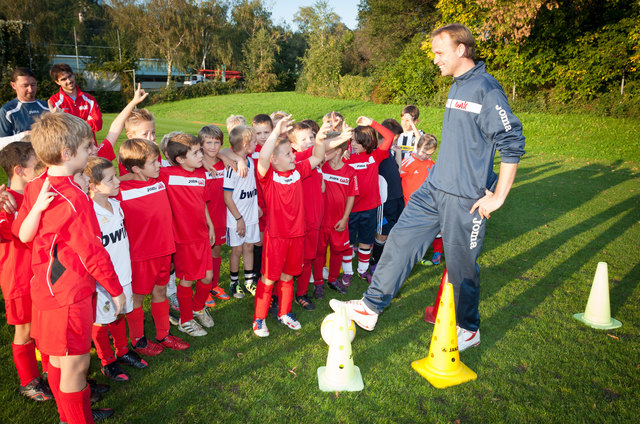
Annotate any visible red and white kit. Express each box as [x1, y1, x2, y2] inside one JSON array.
[[49, 87, 102, 135], [205, 161, 227, 245]]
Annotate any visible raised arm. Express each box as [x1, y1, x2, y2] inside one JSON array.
[[308, 123, 327, 169], [258, 115, 293, 177], [104, 84, 149, 146]]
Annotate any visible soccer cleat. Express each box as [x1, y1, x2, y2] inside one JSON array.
[[168, 313, 179, 326], [92, 408, 115, 421], [295, 295, 316, 311], [193, 308, 215, 328], [19, 377, 53, 401], [244, 280, 257, 296], [157, 334, 190, 350], [322, 266, 329, 280], [252, 319, 269, 337], [101, 362, 129, 382], [277, 312, 302, 330], [327, 280, 347, 294], [205, 293, 216, 308], [117, 350, 148, 369], [359, 269, 373, 284], [457, 326, 480, 352], [211, 286, 230, 300], [329, 298, 378, 331], [230, 282, 244, 299], [168, 292, 180, 311], [133, 336, 164, 356], [269, 295, 279, 317], [430, 252, 442, 265], [313, 284, 325, 299], [90, 389, 102, 405], [88, 379, 110, 395], [340, 273, 353, 287], [178, 319, 207, 337]]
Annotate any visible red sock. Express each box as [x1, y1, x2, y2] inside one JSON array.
[[12, 340, 40, 386], [296, 260, 312, 297], [108, 317, 129, 358], [59, 385, 93, 424], [211, 257, 222, 288], [433, 236, 443, 254], [126, 306, 145, 345], [193, 280, 213, 312], [329, 249, 344, 282], [177, 284, 194, 324], [91, 324, 115, 367], [312, 255, 325, 283], [278, 280, 294, 317], [48, 364, 67, 422], [253, 279, 273, 320], [150, 299, 170, 341], [40, 352, 49, 374]]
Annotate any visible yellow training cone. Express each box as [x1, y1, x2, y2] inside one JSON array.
[[574, 262, 621, 329], [412, 282, 477, 388], [317, 305, 364, 392]]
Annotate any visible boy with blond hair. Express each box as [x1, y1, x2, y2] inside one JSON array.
[[14, 112, 124, 423], [117, 138, 189, 353], [226, 114, 246, 133]]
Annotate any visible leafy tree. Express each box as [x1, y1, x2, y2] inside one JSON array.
[[242, 26, 280, 92]]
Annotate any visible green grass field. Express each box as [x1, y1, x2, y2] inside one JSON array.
[[1, 92, 639, 423]]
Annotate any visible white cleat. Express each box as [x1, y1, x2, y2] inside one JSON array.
[[329, 298, 378, 331], [457, 326, 480, 351]]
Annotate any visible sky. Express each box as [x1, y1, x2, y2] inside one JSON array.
[[267, 0, 361, 30]]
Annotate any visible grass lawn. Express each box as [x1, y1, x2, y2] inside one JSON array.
[[1, 92, 639, 423]]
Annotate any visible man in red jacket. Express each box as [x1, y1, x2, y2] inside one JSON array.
[[48, 63, 102, 142]]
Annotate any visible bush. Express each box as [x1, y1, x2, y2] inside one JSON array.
[[337, 75, 374, 101], [147, 80, 242, 105]]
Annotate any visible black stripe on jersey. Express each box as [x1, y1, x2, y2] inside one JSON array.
[[50, 244, 66, 285]]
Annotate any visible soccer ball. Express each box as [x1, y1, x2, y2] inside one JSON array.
[[320, 312, 356, 345]]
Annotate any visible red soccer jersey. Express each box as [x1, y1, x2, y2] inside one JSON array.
[[345, 121, 394, 212], [295, 147, 324, 230], [116, 178, 176, 262], [321, 162, 359, 229], [258, 160, 312, 238], [13, 173, 122, 309], [159, 166, 209, 244], [49, 87, 102, 135], [400, 153, 435, 206], [0, 190, 31, 299], [205, 160, 226, 231], [96, 138, 116, 161]]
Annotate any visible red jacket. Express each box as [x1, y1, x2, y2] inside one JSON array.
[[0, 190, 31, 300], [49, 87, 102, 137], [13, 172, 122, 310]]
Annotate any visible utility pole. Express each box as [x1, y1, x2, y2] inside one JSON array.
[[74, 26, 80, 72], [117, 30, 122, 63]]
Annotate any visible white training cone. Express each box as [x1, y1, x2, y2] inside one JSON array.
[[573, 262, 622, 329], [317, 305, 364, 392]]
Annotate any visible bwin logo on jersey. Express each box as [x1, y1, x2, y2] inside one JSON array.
[[102, 226, 128, 247], [239, 188, 257, 199], [469, 218, 482, 249], [495, 105, 512, 132]]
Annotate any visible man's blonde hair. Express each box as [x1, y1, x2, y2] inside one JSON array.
[[30, 112, 92, 165], [124, 108, 154, 132], [229, 125, 255, 151], [118, 138, 160, 173]]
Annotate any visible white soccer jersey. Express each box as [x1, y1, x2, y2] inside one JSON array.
[[394, 130, 425, 161], [223, 157, 259, 230]]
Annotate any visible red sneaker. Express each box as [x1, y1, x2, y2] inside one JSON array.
[[157, 334, 190, 350], [133, 336, 163, 356], [210, 286, 230, 300], [205, 293, 216, 308]]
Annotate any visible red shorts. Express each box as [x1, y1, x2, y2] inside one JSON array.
[[304, 227, 320, 261], [319, 226, 351, 255], [131, 255, 171, 295], [213, 226, 226, 246], [263, 234, 304, 282], [174, 241, 213, 281], [31, 295, 94, 356], [4, 294, 32, 325]]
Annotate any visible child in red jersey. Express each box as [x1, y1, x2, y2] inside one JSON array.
[[344, 116, 394, 285], [160, 133, 215, 337], [84, 157, 148, 382], [199, 125, 231, 306], [315, 140, 359, 296], [252, 116, 326, 337], [0, 142, 53, 402], [117, 138, 190, 355], [14, 113, 124, 424]]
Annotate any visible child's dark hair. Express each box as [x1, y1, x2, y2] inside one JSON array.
[[353, 125, 378, 155], [50, 63, 74, 81], [252, 114, 273, 128], [417, 134, 438, 151], [119, 138, 161, 173], [84, 156, 114, 185], [380, 118, 403, 140], [198, 125, 224, 144], [402, 105, 419, 121], [300, 119, 320, 134], [0, 141, 35, 179], [166, 132, 202, 163]]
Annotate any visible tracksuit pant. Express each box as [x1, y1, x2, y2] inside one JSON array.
[[362, 180, 486, 331]]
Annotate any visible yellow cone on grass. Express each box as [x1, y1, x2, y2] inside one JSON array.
[[411, 282, 477, 388], [317, 304, 364, 392], [573, 262, 621, 329]]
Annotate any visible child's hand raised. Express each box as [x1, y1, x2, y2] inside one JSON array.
[[356, 116, 373, 127], [316, 121, 332, 143], [0, 185, 17, 214], [340, 124, 353, 141], [276, 114, 294, 135], [33, 178, 56, 213], [132, 83, 149, 104]]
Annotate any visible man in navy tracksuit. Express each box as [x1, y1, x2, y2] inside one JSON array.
[[330, 23, 526, 351]]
